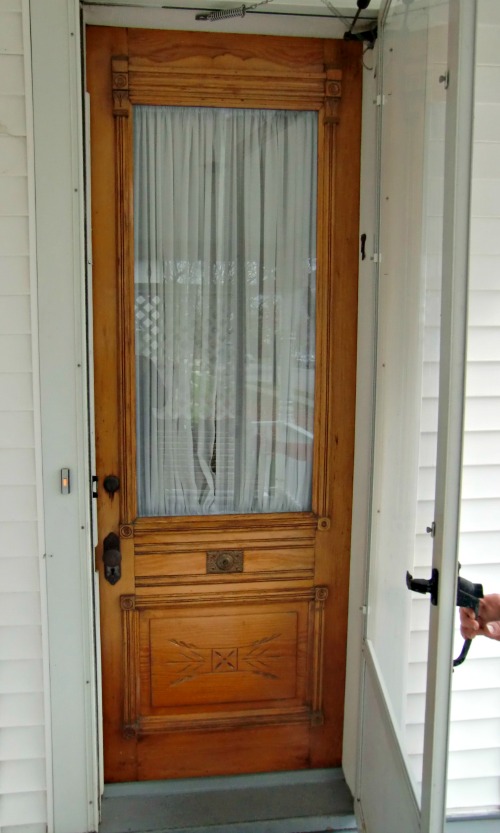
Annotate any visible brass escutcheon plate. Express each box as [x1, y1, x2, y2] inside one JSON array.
[[206, 550, 244, 574]]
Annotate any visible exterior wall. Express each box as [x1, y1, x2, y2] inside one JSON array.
[[406, 0, 447, 794], [405, 0, 500, 814], [0, 0, 498, 829], [447, 0, 500, 812], [0, 2, 49, 832]]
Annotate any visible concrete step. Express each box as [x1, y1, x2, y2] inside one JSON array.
[[100, 768, 359, 833]]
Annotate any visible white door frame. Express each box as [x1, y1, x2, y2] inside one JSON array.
[[29, 1, 477, 830], [29, 3, 371, 831], [30, 2, 99, 832]]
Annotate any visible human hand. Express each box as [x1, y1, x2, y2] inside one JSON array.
[[459, 595, 500, 641]]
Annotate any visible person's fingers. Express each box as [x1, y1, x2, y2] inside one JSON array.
[[484, 621, 500, 641], [459, 606, 479, 639]]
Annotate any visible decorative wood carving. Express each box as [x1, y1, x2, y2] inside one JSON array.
[[133, 511, 318, 537], [133, 587, 315, 609], [112, 57, 137, 524], [120, 585, 329, 734], [112, 56, 130, 117], [314, 77, 338, 519], [89, 27, 360, 780], [324, 70, 342, 126], [310, 585, 328, 721], [114, 48, 343, 521], [128, 65, 327, 111], [121, 595, 139, 734]]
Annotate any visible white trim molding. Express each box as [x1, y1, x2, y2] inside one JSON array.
[[29, 1, 99, 830]]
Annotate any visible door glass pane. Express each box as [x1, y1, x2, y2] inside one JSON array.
[[366, 0, 449, 804], [134, 106, 317, 517]]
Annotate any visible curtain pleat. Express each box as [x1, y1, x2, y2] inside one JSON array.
[[134, 105, 317, 516]]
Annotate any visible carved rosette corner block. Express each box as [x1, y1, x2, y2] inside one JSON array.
[[120, 524, 134, 539], [317, 516, 331, 531], [315, 586, 329, 603], [310, 710, 325, 727], [120, 595, 136, 610], [112, 56, 130, 117], [324, 71, 342, 126]]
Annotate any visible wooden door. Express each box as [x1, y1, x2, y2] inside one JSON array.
[[87, 26, 361, 783]]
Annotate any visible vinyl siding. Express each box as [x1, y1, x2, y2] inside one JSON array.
[[405, 0, 500, 814], [403, 0, 446, 796], [0, 2, 48, 831], [447, 4, 500, 811], [0, 0, 499, 827]]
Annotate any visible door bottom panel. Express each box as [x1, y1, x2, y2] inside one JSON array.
[[121, 587, 328, 738]]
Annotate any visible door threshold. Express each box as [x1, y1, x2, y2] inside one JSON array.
[[99, 768, 358, 833]]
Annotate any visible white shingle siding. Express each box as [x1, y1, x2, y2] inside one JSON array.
[[0, 2, 48, 831], [447, 3, 500, 812], [0, 0, 498, 826], [402, 0, 500, 813]]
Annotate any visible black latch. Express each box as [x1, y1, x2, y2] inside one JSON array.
[[406, 568, 439, 606]]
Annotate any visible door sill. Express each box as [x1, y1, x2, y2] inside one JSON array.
[[99, 768, 358, 833]]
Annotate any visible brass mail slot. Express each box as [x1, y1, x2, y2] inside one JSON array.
[[206, 550, 244, 574]]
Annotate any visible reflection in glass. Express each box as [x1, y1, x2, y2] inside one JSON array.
[[134, 106, 317, 516]]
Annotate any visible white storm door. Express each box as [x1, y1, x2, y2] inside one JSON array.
[[357, 1, 475, 832]]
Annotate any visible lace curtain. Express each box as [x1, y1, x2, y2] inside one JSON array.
[[134, 105, 317, 516]]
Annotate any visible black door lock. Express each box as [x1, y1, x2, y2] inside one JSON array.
[[102, 532, 121, 585]]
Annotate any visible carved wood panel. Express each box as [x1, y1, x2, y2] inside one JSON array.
[[121, 586, 327, 735]]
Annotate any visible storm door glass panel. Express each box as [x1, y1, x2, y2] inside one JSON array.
[[134, 106, 317, 517]]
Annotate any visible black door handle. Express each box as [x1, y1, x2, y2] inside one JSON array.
[[103, 532, 121, 585]]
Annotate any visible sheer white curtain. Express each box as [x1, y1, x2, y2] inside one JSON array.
[[134, 105, 317, 516]]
